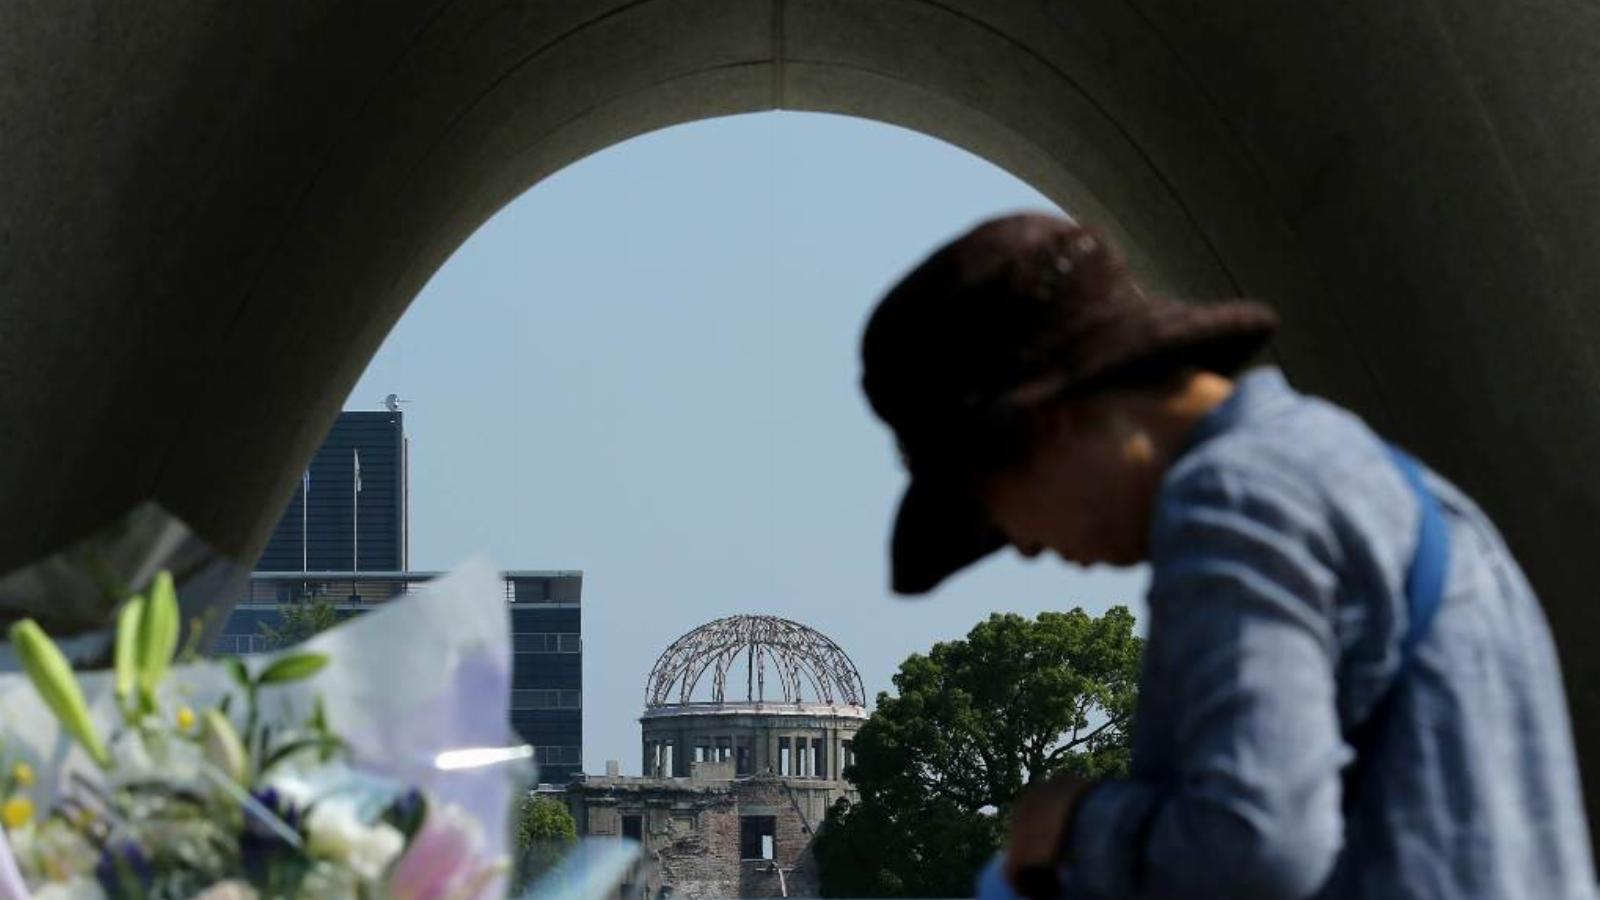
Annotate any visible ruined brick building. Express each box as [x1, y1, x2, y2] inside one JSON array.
[[568, 616, 868, 898]]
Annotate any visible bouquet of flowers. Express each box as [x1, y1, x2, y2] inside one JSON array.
[[0, 559, 526, 900]]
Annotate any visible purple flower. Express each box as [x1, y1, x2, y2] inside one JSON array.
[[240, 787, 308, 885], [246, 787, 303, 835], [94, 840, 152, 895], [385, 788, 427, 840]]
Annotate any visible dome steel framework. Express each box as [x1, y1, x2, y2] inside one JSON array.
[[646, 615, 865, 708]]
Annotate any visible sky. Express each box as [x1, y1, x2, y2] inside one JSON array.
[[345, 111, 1149, 776]]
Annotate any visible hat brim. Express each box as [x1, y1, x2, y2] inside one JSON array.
[[889, 479, 1006, 596], [886, 299, 1277, 595], [1067, 297, 1279, 395]]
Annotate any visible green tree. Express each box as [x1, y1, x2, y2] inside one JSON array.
[[515, 794, 579, 888], [815, 606, 1142, 898], [257, 593, 341, 651]]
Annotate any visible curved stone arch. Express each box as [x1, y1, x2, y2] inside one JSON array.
[[5, 0, 1600, 837]]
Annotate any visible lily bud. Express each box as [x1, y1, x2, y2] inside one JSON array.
[[137, 572, 181, 710], [8, 620, 109, 768], [201, 710, 249, 784], [114, 595, 145, 715]]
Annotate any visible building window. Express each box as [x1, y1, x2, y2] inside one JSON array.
[[510, 689, 581, 710], [735, 737, 752, 776], [650, 740, 676, 777], [621, 815, 643, 842], [513, 633, 582, 653], [778, 737, 791, 776], [813, 738, 826, 779], [513, 579, 551, 602], [740, 816, 776, 861], [533, 746, 582, 766], [794, 737, 814, 777]]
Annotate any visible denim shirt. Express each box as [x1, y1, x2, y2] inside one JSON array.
[[1064, 368, 1596, 899]]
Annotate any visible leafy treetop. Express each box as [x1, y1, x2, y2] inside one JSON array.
[[816, 606, 1141, 897]]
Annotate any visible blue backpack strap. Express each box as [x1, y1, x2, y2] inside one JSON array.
[[1385, 446, 1450, 669], [1342, 446, 1451, 814]]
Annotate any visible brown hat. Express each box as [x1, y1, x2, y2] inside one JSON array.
[[861, 213, 1278, 594]]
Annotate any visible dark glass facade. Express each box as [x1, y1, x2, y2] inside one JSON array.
[[216, 571, 584, 784], [257, 411, 406, 573], [222, 410, 583, 783]]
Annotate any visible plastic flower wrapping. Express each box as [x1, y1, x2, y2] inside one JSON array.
[[0, 556, 527, 900]]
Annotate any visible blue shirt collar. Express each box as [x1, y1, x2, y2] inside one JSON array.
[[1179, 366, 1295, 455]]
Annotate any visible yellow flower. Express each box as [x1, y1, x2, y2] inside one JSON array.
[[3, 795, 33, 829], [10, 762, 33, 788], [177, 706, 196, 731]]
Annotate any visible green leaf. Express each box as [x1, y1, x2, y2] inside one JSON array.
[[225, 657, 251, 689], [256, 652, 329, 685], [259, 736, 342, 776]]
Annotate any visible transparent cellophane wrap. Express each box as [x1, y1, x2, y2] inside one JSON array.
[[0, 549, 525, 899]]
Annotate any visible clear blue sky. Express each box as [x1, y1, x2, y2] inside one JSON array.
[[346, 111, 1149, 776]]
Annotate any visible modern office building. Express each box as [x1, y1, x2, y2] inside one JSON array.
[[257, 410, 407, 573], [218, 409, 584, 783]]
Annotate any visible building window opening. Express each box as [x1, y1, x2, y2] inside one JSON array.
[[842, 740, 854, 774], [813, 738, 826, 779], [622, 814, 643, 842], [716, 736, 732, 762], [736, 737, 752, 776], [778, 737, 792, 776], [740, 816, 776, 861]]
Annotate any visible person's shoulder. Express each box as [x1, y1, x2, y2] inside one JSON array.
[[1167, 383, 1383, 505], [1155, 378, 1421, 574], [1148, 390, 1379, 580]]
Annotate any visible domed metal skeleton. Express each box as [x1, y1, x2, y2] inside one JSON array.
[[646, 615, 865, 708]]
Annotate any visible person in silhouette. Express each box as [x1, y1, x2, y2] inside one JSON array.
[[859, 213, 1595, 898]]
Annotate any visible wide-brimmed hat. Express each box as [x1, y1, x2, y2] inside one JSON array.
[[861, 213, 1278, 594]]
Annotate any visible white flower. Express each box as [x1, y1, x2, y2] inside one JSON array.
[[13, 819, 99, 887], [305, 801, 405, 882], [188, 880, 260, 900], [32, 877, 106, 900], [107, 729, 156, 777]]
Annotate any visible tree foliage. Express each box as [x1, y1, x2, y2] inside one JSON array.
[[815, 607, 1142, 897], [257, 593, 341, 651], [518, 795, 578, 847], [514, 795, 579, 889]]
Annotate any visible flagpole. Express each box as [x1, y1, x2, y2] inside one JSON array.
[[352, 449, 361, 575], [301, 469, 310, 574]]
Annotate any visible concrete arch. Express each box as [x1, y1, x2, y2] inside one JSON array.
[[5, 0, 1600, 828]]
